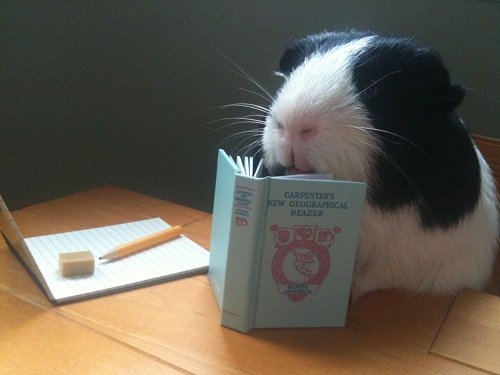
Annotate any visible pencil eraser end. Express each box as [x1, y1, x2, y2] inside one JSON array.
[[59, 251, 95, 277]]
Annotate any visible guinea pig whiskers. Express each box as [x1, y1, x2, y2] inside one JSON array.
[[216, 48, 274, 102], [202, 108, 264, 131], [352, 126, 437, 166], [210, 48, 275, 157], [207, 116, 266, 129], [238, 136, 264, 156], [232, 132, 263, 157], [238, 87, 273, 104], [217, 102, 270, 115], [344, 124, 426, 200], [356, 70, 402, 97], [224, 65, 273, 101], [204, 102, 267, 162], [214, 127, 263, 155], [358, 136, 424, 200]]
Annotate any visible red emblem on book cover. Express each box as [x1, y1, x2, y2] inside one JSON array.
[[270, 225, 341, 302]]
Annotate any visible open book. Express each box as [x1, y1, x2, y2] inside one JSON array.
[[209, 150, 367, 332], [0, 195, 209, 304]]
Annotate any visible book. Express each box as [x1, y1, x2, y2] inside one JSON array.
[[0, 194, 209, 304], [208, 149, 366, 332]]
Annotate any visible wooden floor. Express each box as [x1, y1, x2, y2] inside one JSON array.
[[1, 186, 499, 374]]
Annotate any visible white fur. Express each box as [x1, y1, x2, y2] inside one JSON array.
[[353, 149, 498, 298], [263, 37, 499, 297], [263, 37, 378, 181]]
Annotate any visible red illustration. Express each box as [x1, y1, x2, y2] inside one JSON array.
[[235, 216, 248, 227], [270, 225, 341, 301]]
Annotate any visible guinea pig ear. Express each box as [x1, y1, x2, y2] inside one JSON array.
[[426, 79, 465, 113]]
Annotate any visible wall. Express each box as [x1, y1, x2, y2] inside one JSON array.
[[1, 0, 499, 211]]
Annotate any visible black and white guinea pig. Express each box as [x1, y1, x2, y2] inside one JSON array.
[[261, 31, 499, 298]]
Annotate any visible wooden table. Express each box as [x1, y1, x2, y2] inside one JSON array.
[[1, 186, 499, 374]]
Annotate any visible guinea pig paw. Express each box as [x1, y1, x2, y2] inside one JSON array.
[[350, 274, 381, 302], [350, 282, 366, 303]]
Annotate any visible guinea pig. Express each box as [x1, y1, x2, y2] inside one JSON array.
[[261, 31, 499, 298]]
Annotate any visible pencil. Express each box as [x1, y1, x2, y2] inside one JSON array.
[[99, 225, 183, 260]]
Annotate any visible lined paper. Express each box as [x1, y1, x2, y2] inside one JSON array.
[[24, 218, 209, 303]]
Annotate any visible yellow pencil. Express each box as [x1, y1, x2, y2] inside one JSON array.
[[99, 225, 183, 260]]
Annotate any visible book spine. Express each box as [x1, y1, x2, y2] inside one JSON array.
[[221, 175, 268, 332], [208, 151, 239, 307]]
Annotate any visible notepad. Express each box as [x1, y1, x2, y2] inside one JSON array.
[[0, 200, 209, 304]]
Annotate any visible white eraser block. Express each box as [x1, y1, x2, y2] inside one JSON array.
[[59, 251, 95, 277]]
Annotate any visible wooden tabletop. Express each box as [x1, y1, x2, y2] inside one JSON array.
[[1, 186, 499, 375]]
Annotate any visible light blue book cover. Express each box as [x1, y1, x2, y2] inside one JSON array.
[[209, 150, 366, 332], [208, 150, 239, 308]]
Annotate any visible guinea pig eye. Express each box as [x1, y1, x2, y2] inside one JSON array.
[[277, 122, 284, 130]]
